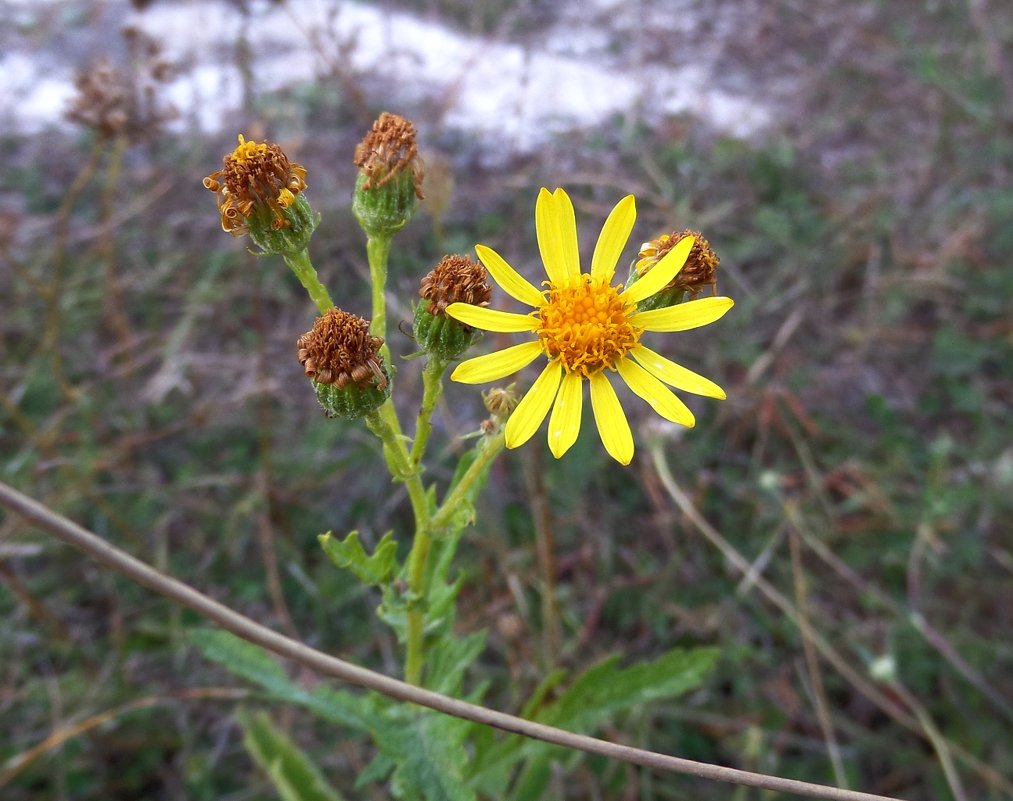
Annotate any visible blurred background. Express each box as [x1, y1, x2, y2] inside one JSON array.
[[1, 0, 1011, 799]]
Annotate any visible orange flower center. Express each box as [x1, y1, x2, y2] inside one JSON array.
[[537, 275, 641, 377]]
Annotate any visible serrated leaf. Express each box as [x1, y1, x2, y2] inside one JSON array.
[[355, 754, 395, 790], [470, 647, 719, 796], [319, 530, 399, 587], [539, 646, 720, 731], [238, 709, 346, 801], [189, 629, 376, 731], [375, 709, 476, 801], [426, 631, 486, 696]]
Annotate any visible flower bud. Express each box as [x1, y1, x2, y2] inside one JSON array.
[[627, 230, 719, 311], [352, 112, 424, 237], [204, 134, 317, 255], [297, 308, 391, 419], [414, 255, 491, 359], [483, 384, 518, 422]]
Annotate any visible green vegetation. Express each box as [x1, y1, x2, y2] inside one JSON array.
[[1, 1, 1010, 799]]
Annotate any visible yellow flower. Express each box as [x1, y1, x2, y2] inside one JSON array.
[[446, 188, 734, 465]]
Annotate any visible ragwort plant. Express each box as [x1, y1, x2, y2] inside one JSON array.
[[2, 112, 902, 801], [199, 113, 738, 798]]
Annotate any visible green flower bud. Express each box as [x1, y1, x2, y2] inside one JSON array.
[[351, 112, 424, 238], [414, 255, 491, 359], [297, 309, 391, 419]]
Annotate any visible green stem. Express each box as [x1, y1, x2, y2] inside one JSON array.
[[430, 430, 506, 533], [366, 236, 392, 361], [283, 248, 334, 314], [404, 530, 432, 686], [410, 356, 448, 466], [367, 401, 433, 686]]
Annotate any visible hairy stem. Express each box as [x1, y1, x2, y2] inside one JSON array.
[[283, 248, 334, 314], [366, 236, 392, 362], [410, 356, 448, 466]]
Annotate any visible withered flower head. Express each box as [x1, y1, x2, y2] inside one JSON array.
[[297, 309, 391, 418], [353, 112, 424, 198], [635, 229, 720, 299], [352, 113, 424, 238], [414, 255, 490, 360], [203, 134, 309, 238], [298, 309, 386, 388], [66, 29, 176, 140], [419, 255, 491, 316]]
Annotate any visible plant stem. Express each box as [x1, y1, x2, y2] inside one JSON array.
[[283, 248, 334, 314], [410, 356, 448, 466], [367, 401, 433, 686], [430, 430, 506, 533], [366, 235, 392, 361], [404, 529, 432, 686]]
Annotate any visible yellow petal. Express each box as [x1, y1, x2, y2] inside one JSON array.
[[535, 188, 570, 284], [617, 357, 695, 428], [620, 235, 695, 304], [590, 194, 635, 283], [446, 303, 539, 332], [505, 361, 562, 449], [475, 244, 544, 308], [553, 188, 581, 279], [547, 371, 583, 458], [589, 371, 634, 465], [630, 344, 726, 399], [450, 341, 543, 384], [632, 296, 735, 332]]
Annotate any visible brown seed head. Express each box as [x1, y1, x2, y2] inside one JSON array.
[[353, 112, 425, 199], [203, 135, 308, 236], [419, 255, 491, 316], [65, 29, 176, 140], [635, 230, 720, 298], [297, 309, 387, 390]]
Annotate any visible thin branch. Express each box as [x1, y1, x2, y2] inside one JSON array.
[[0, 480, 902, 801]]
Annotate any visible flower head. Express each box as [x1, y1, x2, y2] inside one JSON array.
[[352, 112, 424, 237], [632, 229, 719, 309], [204, 135, 315, 252], [446, 188, 733, 465], [297, 308, 391, 418], [414, 255, 492, 359]]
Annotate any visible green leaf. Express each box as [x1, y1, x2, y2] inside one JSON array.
[[426, 631, 486, 696], [189, 629, 376, 731], [539, 646, 720, 731], [470, 647, 719, 796], [238, 708, 346, 801], [319, 530, 399, 587], [355, 754, 395, 790], [374, 709, 476, 801]]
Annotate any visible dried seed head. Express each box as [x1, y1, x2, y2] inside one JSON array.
[[297, 309, 391, 419], [352, 113, 425, 238], [65, 29, 176, 140], [297, 309, 387, 390], [635, 230, 720, 299], [419, 255, 491, 316], [203, 134, 310, 240], [413, 255, 491, 359], [353, 112, 424, 198]]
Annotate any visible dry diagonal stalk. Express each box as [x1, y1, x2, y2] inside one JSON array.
[[0, 479, 901, 801]]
